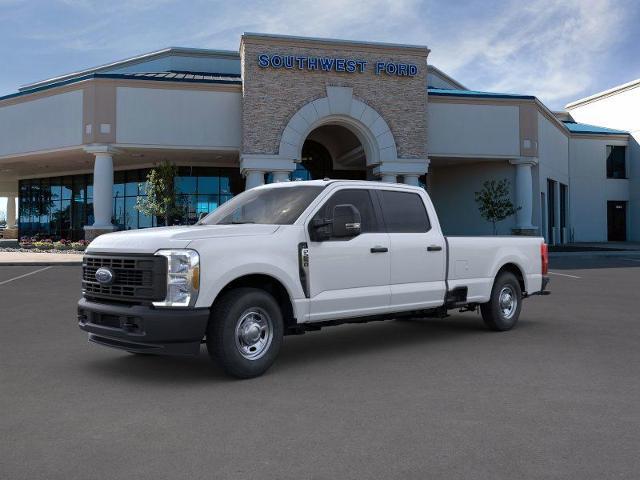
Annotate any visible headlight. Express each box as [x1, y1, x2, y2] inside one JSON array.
[[153, 249, 200, 307]]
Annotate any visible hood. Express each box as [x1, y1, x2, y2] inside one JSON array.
[[86, 224, 280, 254]]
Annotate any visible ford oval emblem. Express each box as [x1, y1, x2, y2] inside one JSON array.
[[95, 267, 114, 285]]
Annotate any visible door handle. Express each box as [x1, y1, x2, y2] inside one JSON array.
[[370, 246, 388, 253], [427, 245, 442, 252]]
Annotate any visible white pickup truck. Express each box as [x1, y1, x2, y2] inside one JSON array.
[[78, 180, 549, 378]]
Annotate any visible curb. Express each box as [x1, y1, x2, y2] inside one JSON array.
[[0, 262, 82, 266], [549, 251, 640, 258]]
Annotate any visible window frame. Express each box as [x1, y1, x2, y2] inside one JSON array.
[[307, 187, 383, 241], [373, 189, 432, 234], [606, 145, 627, 179]]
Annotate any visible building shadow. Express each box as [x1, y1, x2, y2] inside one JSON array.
[[550, 256, 640, 271]]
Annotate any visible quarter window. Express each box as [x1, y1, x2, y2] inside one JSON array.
[[378, 190, 431, 233], [314, 189, 379, 233]]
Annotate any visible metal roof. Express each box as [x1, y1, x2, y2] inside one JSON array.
[[0, 71, 242, 103], [116, 71, 241, 82], [562, 121, 628, 135], [19, 47, 240, 92], [428, 87, 535, 100]]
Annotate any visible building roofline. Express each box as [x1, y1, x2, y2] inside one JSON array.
[[241, 32, 430, 55], [428, 88, 630, 140], [427, 65, 467, 90], [428, 87, 535, 100], [2, 72, 241, 103], [562, 120, 629, 135], [565, 78, 640, 109], [19, 47, 240, 92]]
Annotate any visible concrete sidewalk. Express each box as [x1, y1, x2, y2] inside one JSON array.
[[0, 251, 83, 266]]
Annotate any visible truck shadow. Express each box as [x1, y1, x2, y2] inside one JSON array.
[[278, 316, 492, 367], [82, 315, 512, 383]]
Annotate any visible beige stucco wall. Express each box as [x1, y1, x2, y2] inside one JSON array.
[[427, 101, 520, 157], [0, 90, 83, 157], [240, 35, 428, 160], [116, 86, 242, 148]]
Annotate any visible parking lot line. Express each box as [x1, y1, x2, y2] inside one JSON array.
[[548, 271, 581, 279], [0, 266, 52, 286]]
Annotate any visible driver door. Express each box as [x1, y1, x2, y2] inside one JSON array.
[[305, 188, 391, 322]]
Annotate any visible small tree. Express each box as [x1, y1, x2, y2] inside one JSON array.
[[136, 161, 182, 226], [474, 179, 519, 235]]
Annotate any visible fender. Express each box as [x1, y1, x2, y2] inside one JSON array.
[[197, 260, 303, 313]]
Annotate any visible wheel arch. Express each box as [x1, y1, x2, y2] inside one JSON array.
[[214, 274, 296, 331], [495, 262, 526, 293]]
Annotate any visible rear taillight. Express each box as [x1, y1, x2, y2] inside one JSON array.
[[541, 243, 549, 275]]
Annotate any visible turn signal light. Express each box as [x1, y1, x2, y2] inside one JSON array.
[[541, 243, 549, 275]]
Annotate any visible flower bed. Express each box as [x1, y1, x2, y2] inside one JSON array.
[[3, 237, 90, 254]]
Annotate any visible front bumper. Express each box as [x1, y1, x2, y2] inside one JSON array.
[[77, 298, 210, 355]]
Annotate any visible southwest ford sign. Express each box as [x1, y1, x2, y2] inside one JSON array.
[[257, 54, 418, 77]]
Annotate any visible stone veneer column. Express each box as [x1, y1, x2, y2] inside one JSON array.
[[84, 145, 117, 241], [510, 157, 538, 235]]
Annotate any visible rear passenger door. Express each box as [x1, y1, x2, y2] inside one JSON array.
[[375, 189, 446, 311]]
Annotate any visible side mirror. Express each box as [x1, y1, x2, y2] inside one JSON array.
[[310, 217, 332, 242], [331, 204, 361, 238]]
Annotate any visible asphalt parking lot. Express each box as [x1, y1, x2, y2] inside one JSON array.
[[1, 256, 639, 479]]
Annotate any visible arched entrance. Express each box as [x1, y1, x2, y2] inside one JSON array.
[[297, 124, 368, 180], [241, 86, 428, 189]]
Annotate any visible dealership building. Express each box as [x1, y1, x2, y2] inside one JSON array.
[[0, 33, 637, 242]]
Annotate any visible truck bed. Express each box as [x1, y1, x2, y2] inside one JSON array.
[[445, 236, 544, 303]]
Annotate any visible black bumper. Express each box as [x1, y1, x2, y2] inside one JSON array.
[[530, 275, 551, 296], [78, 298, 209, 356]]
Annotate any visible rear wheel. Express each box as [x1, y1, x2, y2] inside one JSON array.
[[207, 287, 283, 378], [481, 272, 522, 331]]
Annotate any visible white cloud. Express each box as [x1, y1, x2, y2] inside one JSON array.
[[2, 0, 635, 109], [427, 0, 628, 107]]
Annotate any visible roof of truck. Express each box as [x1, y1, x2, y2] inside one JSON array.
[[258, 179, 424, 191]]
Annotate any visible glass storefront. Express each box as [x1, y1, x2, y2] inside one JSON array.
[[19, 166, 243, 240]]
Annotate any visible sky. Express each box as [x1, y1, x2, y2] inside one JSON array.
[[1, 0, 640, 215]]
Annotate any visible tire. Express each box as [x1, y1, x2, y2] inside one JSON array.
[[206, 287, 284, 379], [480, 272, 522, 331]]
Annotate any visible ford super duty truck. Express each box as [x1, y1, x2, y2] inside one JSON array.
[[78, 180, 550, 378]]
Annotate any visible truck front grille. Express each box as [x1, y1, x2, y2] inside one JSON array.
[[82, 254, 167, 303]]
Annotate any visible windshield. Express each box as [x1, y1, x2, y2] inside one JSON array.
[[200, 185, 325, 225]]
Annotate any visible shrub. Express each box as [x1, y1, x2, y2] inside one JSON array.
[[70, 242, 87, 251]]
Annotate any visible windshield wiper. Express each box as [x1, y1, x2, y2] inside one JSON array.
[[218, 220, 256, 225]]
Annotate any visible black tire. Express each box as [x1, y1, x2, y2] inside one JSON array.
[[480, 272, 522, 331], [206, 287, 283, 379]]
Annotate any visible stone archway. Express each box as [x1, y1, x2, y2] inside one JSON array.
[[240, 85, 429, 188], [278, 86, 398, 168]]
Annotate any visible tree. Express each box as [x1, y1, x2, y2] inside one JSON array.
[[135, 161, 182, 226], [474, 179, 519, 235]]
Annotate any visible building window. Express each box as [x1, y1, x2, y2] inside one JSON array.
[[18, 166, 243, 240], [606, 146, 626, 179]]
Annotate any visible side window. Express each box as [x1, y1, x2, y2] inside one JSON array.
[[379, 190, 431, 233], [314, 189, 378, 234]]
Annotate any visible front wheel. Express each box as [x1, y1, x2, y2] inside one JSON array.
[[206, 287, 283, 378], [480, 272, 522, 331]]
